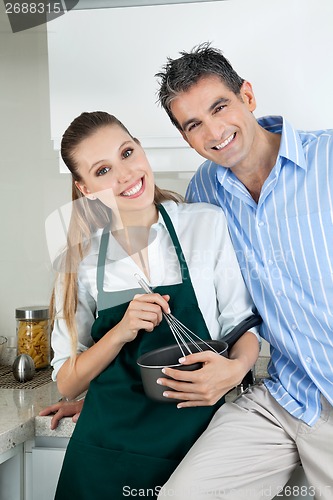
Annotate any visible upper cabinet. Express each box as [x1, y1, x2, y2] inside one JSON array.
[[47, 0, 333, 172]]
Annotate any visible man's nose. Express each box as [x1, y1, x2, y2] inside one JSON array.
[[204, 118, 223, 142]]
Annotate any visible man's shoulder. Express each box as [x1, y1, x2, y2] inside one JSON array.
[[298, 127, 333, 145], [193, 159, 218, 179], [186, 160, 221, 204]]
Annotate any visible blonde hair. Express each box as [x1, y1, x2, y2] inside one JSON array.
[[50, 111, 183, 359]]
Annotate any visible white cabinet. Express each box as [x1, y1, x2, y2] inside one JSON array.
[[47, 0, 333, 173], [0, 444, 24, 500], [25, 437, 69, 500]]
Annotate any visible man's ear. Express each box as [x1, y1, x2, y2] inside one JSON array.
[[240, 81, 256, 112], [75, 181, 96, 200]]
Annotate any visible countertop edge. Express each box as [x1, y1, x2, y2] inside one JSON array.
[[0, 381, 74, 455]]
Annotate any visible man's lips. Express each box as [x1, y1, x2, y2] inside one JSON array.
[[120, 178, 144, 197], [212, 133, 236, 150]]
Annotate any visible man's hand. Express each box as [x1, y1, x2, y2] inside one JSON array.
[[39, 399, 84, 430]]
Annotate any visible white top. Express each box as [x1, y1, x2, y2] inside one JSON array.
[[51, 201, 258, 380]]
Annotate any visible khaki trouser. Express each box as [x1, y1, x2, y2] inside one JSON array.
[[158, 384, 333, 500]]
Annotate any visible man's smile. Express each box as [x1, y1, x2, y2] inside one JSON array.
[[212, 133, 236, 150]]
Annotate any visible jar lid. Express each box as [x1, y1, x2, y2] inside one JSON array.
[[16, 306, 49, 320]]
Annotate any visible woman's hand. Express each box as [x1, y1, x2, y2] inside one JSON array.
[[57, 293, 170, 400], [157, 351, 237, 407], [156, 331, 259, 408], [114, 293, 170, 344], [39, 398, 84, 430]]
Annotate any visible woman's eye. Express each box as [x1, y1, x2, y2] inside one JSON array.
[[96, 166, 110, 176], [122, 148, 133, 159]]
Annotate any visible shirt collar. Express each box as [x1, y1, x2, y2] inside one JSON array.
[[259, 115, 307, 171], [217, 115, 307, 188], [103, 200, 175, 261]]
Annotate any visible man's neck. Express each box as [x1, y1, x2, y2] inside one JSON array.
[[232, 129, 281, 203]]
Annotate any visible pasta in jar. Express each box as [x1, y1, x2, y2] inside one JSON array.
[[16, 306, 50, 369]]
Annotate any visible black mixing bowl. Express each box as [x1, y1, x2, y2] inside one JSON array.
[[137, 340, 228, 402], [137, 314, 262, 403]]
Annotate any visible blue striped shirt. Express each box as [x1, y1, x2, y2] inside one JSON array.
[[186, 116, 333, 425]]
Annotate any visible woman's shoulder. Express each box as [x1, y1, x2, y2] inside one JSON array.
[[162, 200, 226, 219]]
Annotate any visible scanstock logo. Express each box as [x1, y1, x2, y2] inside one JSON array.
[[3, 0, 79, 33]]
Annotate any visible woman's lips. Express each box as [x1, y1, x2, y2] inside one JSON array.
[[120, 177, 144, 198]]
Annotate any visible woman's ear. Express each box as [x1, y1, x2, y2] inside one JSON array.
[[75, 181, 96, 200]]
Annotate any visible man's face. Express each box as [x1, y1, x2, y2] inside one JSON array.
[[170, 75, 258, 171]]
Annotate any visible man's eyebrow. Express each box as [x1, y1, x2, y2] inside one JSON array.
[[182, 97, 230, 131], [208, 97, 229, 112]]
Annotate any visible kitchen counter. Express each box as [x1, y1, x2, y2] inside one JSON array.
[[0, 356, 270, 456], [0, 381, 75, 456], [0, 381, 238, 455]]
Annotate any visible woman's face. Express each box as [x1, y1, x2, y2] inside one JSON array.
[[74, 124, 155, 219]]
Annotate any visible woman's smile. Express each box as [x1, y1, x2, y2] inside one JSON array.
[[120, 177, 144, 198]]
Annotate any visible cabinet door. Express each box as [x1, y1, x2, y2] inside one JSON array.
[[32, 447, 66, 500], [0, 445, 23, 500]]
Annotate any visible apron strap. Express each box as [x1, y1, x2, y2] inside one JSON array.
[[158, 204, 191, 283], [96, 226, 110, 294], [96, 204, 191, 293]]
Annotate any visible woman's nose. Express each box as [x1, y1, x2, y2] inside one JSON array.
[[116, 165, 133, 184]]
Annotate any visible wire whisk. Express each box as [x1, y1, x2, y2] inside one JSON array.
[[135, 273, 219, 358]]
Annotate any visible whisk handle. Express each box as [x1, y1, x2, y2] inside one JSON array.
[[135, 273, 154, 294]]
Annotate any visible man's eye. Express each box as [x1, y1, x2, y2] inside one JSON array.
[[188, 123, 199, 132], [96, 166, 110, 176], [123, 148, 133, 159], [214, 105, 225, 114]]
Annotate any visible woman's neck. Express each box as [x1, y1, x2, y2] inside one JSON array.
[[110, 204, 159, 281], [111, 204, 159, 231]]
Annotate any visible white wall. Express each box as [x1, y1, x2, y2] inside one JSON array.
[[0, 4, 70, 344]]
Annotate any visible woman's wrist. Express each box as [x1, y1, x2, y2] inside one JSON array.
[[108, 323, 132, 347]]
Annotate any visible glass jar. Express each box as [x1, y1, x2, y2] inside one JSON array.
[[16, 306, 50, 369]]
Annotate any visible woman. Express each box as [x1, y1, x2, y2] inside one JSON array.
[[50, 111, 260, 499]]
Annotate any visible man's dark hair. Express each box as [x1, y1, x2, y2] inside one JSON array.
[[155, 42, 244, 130]]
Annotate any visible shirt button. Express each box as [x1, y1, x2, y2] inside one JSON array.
[[258, 221, 265, 227], [276, 290, 282, 297], [306, 357, 312, 364], [268, 259, 273, 266], [291, 324, 297, 330]]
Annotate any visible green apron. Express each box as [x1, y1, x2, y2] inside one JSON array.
[[55, 205, 223, 500]]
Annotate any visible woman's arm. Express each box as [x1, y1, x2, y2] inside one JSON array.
[[56, 293, 170, 400]]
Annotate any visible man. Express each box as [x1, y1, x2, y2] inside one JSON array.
[[154, 43, 333, 499]]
